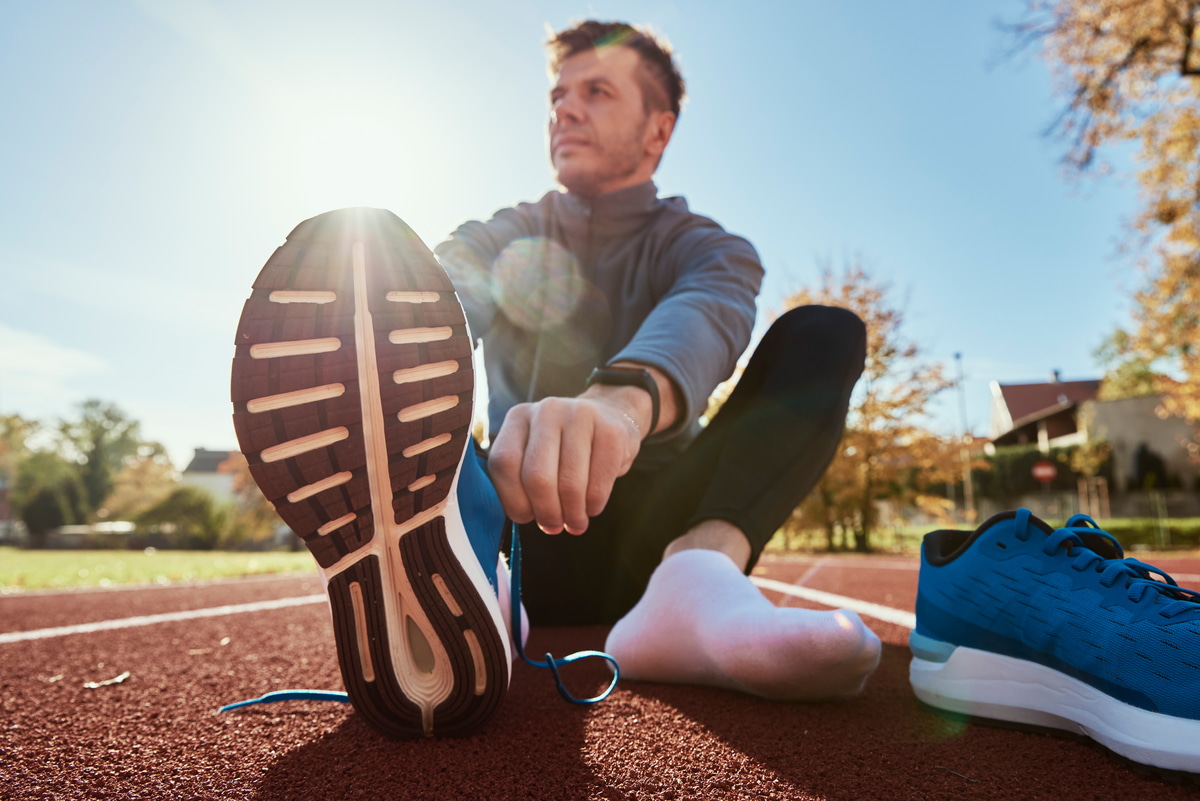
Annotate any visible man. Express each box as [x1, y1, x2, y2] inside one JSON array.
[[230, 20, 879, 739]]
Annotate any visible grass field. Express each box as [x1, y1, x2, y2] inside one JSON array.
[[764, 517, 1200, 555], [0, 547, 317, 592]]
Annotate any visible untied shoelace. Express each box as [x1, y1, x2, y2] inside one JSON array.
[[219, 523, 618, 713]]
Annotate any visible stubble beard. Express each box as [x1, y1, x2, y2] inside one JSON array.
[[554, 118, 648, 197]]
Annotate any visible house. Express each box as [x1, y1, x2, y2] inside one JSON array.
[[987, 373, 1198, 516], [180, 448, 237, 504], [1082, 395, 1199, 493], [988, 372, 1101, 452]]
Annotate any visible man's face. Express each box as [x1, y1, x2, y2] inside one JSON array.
[[548, 46, 673, 197]]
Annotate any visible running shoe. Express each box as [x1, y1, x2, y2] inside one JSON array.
[[910, 508, 1200, 772], [230, 207, 510, 738]]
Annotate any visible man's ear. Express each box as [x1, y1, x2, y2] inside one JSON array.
[[645, 110, 676, 160]]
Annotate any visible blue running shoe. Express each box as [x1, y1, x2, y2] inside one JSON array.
[[230, 208, 510, 738], [910, 508, 1200, 772]]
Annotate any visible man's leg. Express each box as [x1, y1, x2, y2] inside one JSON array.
[[605, 305, 882, 699]]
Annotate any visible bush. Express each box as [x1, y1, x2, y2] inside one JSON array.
[[1097, 518, 1200, 550], [135, 486, 228, 550], [973, 443, 1114, 501]]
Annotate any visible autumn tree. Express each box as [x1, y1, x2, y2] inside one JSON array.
[[1016, 0, 1200, 444], [0, 415, 38, 515], [136, 485, 227, 550], [58, 399, 144, 514], [786, 264, 959, 552], [99, 442, 178, 522], [1094, 328, 1163, 399], [220, 451, 284, 547]]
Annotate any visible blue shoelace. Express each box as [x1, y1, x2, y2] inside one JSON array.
[[1018, 510, 1200, 620], [219, 523, 619, 714], [508, 521, 620, 703]]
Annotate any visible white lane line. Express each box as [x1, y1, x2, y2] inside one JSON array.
[[751, 577, 916, 630], [794, 556, 829, 587], [766, 555, 920, 571], [0, 594, 326, 645]]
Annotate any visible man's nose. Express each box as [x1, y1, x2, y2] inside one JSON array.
[[550, 94, 583, 126]]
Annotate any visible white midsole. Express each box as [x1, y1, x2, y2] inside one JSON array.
[[910, 645, 1200, 771]]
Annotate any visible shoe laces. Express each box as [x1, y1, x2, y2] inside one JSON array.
[[1020, 511, 1200, 619], [218, 523, 618, 714], [508, 522, 620, 704]]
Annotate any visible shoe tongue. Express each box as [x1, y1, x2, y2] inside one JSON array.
[[1077, 531, 1124, 560]]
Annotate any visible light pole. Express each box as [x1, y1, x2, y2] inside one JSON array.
[[955, 353, 976, 525]]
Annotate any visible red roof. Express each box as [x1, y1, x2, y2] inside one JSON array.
[[998, 380, 1101, 427]]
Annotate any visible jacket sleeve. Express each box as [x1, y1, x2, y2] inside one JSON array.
[[611, 227, 763, 437], [434, 204, 537, 341]]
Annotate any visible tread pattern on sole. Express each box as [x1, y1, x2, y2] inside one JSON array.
[[230, 207, 504, 738], [327, 533, 507, 739]]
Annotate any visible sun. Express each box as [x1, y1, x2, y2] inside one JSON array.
[[287, 92, 410, 211]]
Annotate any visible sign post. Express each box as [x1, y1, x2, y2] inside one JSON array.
[[1032, 459, 1057, 518]]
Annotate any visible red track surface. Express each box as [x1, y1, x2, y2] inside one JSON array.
[[4, 554, 1200, 800]]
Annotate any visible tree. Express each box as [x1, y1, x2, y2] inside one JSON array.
[[219, 451, 284, 547], [1016, 0, 1200, 445], [1094, 328, 1162, 400], [0, 414, 38, 471], [14, 451, 87, 547], [785, 264, 959, 552], [0, 415, 38, 526], [136, 485, 228, 550], [1071, 402, 1115, 476], [58, 399, 143, 514], [99, 442, 178, 521]]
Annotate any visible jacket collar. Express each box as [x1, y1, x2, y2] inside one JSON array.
[[554, 181, 663, 240]]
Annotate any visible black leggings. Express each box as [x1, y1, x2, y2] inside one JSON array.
[[515, 305, 867, 625]]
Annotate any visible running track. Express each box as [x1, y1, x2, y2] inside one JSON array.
[[4, 554, 1200, 800]]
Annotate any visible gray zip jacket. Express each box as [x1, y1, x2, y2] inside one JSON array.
[[434, 181, 763, 467]]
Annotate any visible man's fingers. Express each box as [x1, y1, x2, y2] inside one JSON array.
[[488, 407, 534, 524], [557, 412, 594, 535], [522, 400, 565, 534], [586, 413, 635, 517], [490, 397, 641, 534]]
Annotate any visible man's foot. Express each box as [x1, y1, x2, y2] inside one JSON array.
[[911, 509, 1200, 774], [604, 549, 881, 699], [231, 207, 510, 738]]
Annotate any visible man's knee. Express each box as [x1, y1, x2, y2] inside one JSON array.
[[772, 305, 867, 370]]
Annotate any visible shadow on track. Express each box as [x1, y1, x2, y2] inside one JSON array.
[[624, 642, 1182, 800], [251, 627, 614, 801], [250, 636, 1185, 800]]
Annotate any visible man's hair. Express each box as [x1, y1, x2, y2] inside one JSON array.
[[546, 20, 686, 118]]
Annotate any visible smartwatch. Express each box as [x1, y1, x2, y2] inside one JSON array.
[[585, 365, 661, 437]]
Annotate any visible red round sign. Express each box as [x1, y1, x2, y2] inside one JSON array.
[[1032, 460, 1057, 483]]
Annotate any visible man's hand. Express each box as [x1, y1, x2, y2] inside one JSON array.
[[488, 390, 645, 535]]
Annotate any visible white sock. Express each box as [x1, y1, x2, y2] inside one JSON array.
[[604, 549, 881, 700]]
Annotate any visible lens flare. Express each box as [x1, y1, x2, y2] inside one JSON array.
[[492, 237, 584, 331]]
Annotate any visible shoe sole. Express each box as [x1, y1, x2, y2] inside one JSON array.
[[231, 207, 510, 738], [910, 638, 1200, 773]]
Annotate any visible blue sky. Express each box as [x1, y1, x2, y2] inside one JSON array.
[[0, 1, 1143, 468]]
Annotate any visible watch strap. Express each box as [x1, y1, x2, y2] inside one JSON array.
[[584, 365, 660, 438]]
